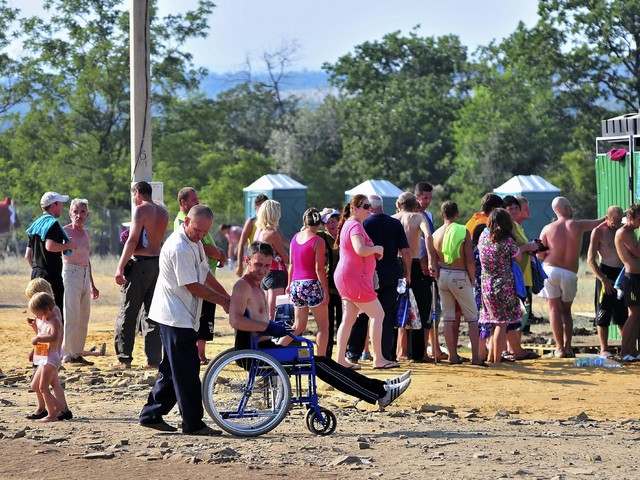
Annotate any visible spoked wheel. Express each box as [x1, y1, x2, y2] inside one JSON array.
[[202, 349, 291, 437], [305, 407, 337, 435]]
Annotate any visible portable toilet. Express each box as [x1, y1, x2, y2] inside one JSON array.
[[243, 174, 307, 240], [344, 180, 404, 216], [595, 111, 640, 216], [493, 175, 560, 240]]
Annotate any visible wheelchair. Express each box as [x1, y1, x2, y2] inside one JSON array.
[[201, 332, 337, 437]]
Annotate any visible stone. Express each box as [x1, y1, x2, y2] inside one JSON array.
[[82, 452, 115, 459]]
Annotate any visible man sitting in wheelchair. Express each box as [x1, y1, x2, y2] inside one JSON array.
[[229, 241, 412, 408]]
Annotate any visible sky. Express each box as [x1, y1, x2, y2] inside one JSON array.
[[16, 0, 540, 73]]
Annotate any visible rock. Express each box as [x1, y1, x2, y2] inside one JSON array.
[[515, 468, 532, 475], [587, 454, 602, 462], [82, 452, 115, 459], [494, 409, 509, 418], [569, 412, 590, 422], [332, 455, 369, 466], [419, 404, 455, 413], [473, 451, 488, 459], [138, 375, 156, 386], [13, 429, 27, 439], [216, 447, 240, 457], [358, 442, 370, 449]]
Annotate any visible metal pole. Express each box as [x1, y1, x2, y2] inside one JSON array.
[[130, 0, 152, 184]]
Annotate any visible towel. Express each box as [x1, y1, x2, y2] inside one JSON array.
[[26, 214, 72, 256], [441, 223, 467, 264]]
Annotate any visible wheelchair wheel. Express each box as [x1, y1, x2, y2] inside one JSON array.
[[202, 349, 291, 437], [305, 407, 337, 435]]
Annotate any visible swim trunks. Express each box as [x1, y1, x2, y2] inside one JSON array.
[[538, 265, 578, 302], [596, 264, 627, 327], [623, 272, 640, 307], [261, 270, 287, 290]]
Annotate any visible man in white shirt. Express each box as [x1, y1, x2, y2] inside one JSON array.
[[139, 205, 230, 435]]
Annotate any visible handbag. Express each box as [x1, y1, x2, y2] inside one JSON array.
[[395, 288, 422, 330], [530, 256, 547, 294], [512, 258, 527, 300]]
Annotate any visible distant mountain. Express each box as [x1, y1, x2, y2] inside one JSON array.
[[199, 70, 335, 104]]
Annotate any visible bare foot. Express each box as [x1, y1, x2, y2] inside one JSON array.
[[38, 415, 59, 423]]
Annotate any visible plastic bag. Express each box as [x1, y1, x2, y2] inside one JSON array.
[[512, 258, 527, 300], [395, 288, 422, 330]]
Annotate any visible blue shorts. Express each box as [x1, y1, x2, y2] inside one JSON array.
[[289, 280, 324, 308]]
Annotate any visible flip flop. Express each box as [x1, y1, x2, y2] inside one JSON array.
[[514, 351, 540, 360], [339, 363, 361, 370], [373, 362, 400, 370]]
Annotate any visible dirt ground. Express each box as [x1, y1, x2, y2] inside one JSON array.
[[1, 264, 640, 480]]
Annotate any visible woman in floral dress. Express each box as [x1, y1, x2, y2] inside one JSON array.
[[477, 208, 522, 363]]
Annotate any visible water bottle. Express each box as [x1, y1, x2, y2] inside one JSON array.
[[573, 355, 622, 368], [397, 278, 407, 294]]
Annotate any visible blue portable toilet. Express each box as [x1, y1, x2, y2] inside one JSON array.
[[243, 174, 307, 240], [493, 175, 561, 240], [345, 180, 404, 216]]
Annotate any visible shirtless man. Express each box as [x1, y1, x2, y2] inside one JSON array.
[[393, 192, 438, 362], [538, 196, 604, 358], [229, 241, 411, 408], [432, 201, 483, 365], [614, 204, 640, 361], [114, 181, 169, 368], [587, 206, 626, 357], [62, 199, 101, 365]]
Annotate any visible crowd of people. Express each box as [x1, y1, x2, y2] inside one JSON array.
[[22, 180, 640, 432]]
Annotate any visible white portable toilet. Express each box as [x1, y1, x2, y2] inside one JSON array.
[[345, 180, 404, 216], [494, 175, 561, 239]]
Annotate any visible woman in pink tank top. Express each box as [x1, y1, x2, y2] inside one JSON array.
[[334, 195, 399, 370], [279, 208, 330, 356]]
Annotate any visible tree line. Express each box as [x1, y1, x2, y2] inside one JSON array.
[[1, 0, 639, 253]]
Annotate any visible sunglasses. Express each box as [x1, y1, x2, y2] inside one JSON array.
[[359, 203, 371, 210]]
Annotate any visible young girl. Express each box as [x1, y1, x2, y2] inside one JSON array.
[[25, 279, 72, 421], [280, 208, 330, 356], [255, 200, 289, 319], [27, 292, 66, 422]]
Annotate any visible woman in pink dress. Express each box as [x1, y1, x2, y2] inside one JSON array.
[[280, 208, 330, 356], [334, 195, 398, 370]]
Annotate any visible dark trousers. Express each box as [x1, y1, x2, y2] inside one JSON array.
[[407, 260, 433, 361], [347, 280, 399, 361], [325, 292, 342, 359], [31, 267, 64, 318], [139, 323, 206, 433], [114, 257, 162, 365], [256, 339, 386, 404]]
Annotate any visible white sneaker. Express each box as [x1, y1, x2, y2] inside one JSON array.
[[385, 370, 412, 386], [379, 378, 411, 408]]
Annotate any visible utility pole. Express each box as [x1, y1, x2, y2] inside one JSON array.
[[130, 0, 152, 184]]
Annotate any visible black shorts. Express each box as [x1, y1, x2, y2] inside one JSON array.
[[623, 273, 640, 307], [596, 264, 627, 327], [197, 300, 216, 341], [261, 270, 287, 290]]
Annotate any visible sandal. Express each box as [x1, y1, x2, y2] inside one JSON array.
[[26, 409, 48, 420]]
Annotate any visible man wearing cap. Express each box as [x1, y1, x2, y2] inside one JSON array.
[[25, 192, 77, 314]]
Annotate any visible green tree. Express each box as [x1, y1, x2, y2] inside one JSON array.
[[2, 0, 214, 214], [538, 0, 640, 112], [324, 30, 468, 189], [267, 95, 344, 208]]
